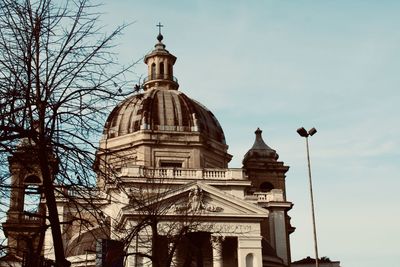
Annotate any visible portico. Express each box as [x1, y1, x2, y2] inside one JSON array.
[[114, 181, 287, 267]]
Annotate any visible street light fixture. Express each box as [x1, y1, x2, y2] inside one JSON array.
[[297, 127, 319, 267]]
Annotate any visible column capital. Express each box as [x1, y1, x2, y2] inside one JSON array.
[[211, 234, 225, 244]]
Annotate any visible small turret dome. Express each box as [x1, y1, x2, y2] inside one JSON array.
[[243, 128, 279, 164]]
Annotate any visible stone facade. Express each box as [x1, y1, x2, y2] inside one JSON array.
[[1, 33, 294, 267]]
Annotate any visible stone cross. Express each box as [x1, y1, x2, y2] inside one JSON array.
[[156, 22, 164, 34]]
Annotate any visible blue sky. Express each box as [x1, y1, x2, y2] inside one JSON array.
[[100, 1, 400, 266]]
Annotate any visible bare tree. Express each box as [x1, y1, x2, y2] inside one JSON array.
[[0, 0, 134, 265]]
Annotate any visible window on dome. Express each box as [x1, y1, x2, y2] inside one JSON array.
[[160, 62, 164, 78], [151, 63, 156, 79], [168, 63, 173, 79], [160, 161, 182, 168]]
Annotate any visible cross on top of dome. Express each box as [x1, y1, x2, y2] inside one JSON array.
[[156, 22, 164, 42]]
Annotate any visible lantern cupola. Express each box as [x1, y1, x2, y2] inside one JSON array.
[[143, 24, 179, 90]]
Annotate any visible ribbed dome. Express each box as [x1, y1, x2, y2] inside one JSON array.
[[103, 88, 226, 144]]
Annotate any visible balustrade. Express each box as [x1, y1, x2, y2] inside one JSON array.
[[118, 166, 245, 180]]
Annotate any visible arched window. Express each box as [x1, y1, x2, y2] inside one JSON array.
[[151, 63, 156, 79], [159, 62, 164, 78], [23, 175, 41, 213], [24, 184, 41, 213], [24, 175, 41, 184], [260, 182, 274, 192], [246, 253, 254, 267]]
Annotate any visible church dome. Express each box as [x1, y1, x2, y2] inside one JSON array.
[[97, 31, 231, 171], [103, 88, 226, 144]]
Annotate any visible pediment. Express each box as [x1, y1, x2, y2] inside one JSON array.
[[122, 181, 268, 219]]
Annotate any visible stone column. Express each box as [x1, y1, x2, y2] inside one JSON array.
[[43, 209, 55, 261], [169, 242, 179, 267], [133, 233, 152, 267], [211, 235, 224, 267], [126, 245, 135, 267]]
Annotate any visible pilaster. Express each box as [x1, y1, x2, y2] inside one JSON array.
[[264, 194, 293, 266], [237, 236, 262, 267]]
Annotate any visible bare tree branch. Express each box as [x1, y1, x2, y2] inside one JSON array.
[[0, 0, 135, 266]]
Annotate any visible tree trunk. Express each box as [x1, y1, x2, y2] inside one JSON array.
[[38, 145, 69, 267], [151, 220, 160, 267]]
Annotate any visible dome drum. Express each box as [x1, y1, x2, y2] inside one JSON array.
[[142, 74, 178, 85]]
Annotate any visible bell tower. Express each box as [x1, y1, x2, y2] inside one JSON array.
[[2, 139, 57, 265], [243, 128, 294, 265], [243, 128, 289, 196]]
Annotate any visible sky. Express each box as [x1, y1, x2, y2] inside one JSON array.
[[98, 1, 400, 266]]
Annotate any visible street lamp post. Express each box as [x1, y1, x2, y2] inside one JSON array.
[[297, 127, 319, 267]]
